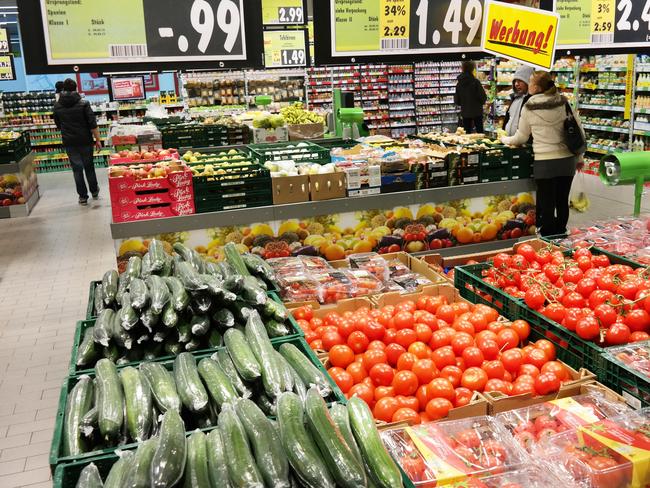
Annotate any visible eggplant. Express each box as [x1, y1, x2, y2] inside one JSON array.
[[291, 245, 318, 256], [428, 228, 451, 240], [379, 235, 403, 248], [503, 219, 526, 231]]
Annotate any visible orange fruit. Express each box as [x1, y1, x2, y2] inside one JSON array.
[[456, 227, 474, 244], [324, 244, 346, 261]]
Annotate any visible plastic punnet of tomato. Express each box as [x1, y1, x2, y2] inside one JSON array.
[[349, 252, 391, 282], [277, 273, 322, 303], [495, 392, 631, 453], [316, 271, 359, 304], [463, 465, 565, 487], [346, 269, 384, 295], [381, 416, 526, 487], [605, 340, 650, 378]]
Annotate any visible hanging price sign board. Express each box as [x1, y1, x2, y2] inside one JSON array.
[[263, 29, 308, 68], [0, 28, 10, 54], [0, 54, 15, 80], [19, 0, 263, 73], [556, 0, 650, 51], [262, 0, 306, 25]]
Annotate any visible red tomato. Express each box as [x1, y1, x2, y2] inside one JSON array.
[[395, 328, 418, 349], [363, 321, 386, 342], [425, 398, 453, 420], [461, 367, 488, 391], [605, 323, 631, 345], [454, 387, 473, 407], [512, 380, 536, 396], [631, 331, 650, 342], [293, 306, 313, 321], [347, 331, 370, 354], [523, 347, 548, 369], [525, 287, 545, 309], [429, 377, 456, 401], [385, 343, 406, 367], [392, 407, 420, 424], [482, 360, 506, 379], [429, 329, 453, 349], [436, 304, 456, 324], [484, 378, 511, 395], [397, 352, 417, 371], [431, 346, 456, 370], [576, 316, 600, 341], [347, 383, 374, 405], [374, 386, 395, 401], [393, 311, 414, 330], [518, 364, 541, 378], [624, 309, 650, 332], [331, 370, 354, 393], [363, 349, 388, 370], [501, 349, 523, 373], [540, 361, 568, 381], [439, 365, 463, 388], [393, 370, 419, 396], [450, 332, 474, 356], [329, 344, 355, 368], [594, 303, 618, 328], [414, 323, 433, 344], [395, 300, 417, 314], [412, 359, 437, 385], [407, 341, 429, 359], [535, 339, 557, 361], [367, 340, 386, 351], [373, 397, 400, 422], [535, 372, 561, 395], [346, 362, 367, 384], [416, 384, 432, 408], [478, 339, 500, 360], [497, 328, 519, 350], [462, 346, 485, 368], [369, 363, 395, 387]]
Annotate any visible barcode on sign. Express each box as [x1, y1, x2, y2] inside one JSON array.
[[381, 38, 408, 50], [109, 44, 148, 58], [591, 33, 614, 44]]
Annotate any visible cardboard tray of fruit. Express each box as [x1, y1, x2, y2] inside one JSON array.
[[109, 149, 179, 165]]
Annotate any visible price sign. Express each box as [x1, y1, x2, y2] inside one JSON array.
[[0, 28, 10, 54], [0, 54, 15, 80], [263, 0, 305, 25], [263, 29, 307, 68], [33, 0, 253, 65], [557, 0, 650, 49]]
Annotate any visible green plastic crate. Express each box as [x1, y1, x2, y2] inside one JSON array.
[[52, 337, 342, 472], [86, 281, 100, 320], [70, 292, 303, 376], [453, 263, 521, 320], [601, 341, 650, 409], [248, 141, 331, 165], [194, 189, 273, 213], [480, 165, 510, 183], [479, 145, 509, 167]]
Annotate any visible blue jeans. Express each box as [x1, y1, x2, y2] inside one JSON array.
[[66, 145, 98, 199]]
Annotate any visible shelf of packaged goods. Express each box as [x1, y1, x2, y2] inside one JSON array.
[[578, 104, 625, 111], [637, 87, 650, 92], [580, 67, 627, 72], [390, 122, 417, 127], [388, 98, 415, 104], [633, 128, 650, 137], [636, 108, 650, 114], [583, 124, 630, 134], [586, 144, 627, 155], [580, 84, 626, 91], [367, 123, 390, 129], [110, 178, 536, 239]]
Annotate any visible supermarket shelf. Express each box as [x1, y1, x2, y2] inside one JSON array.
[[583, 124, 630, 134], [110, 179, 535, 239], [636, 108, 650, 114], [578, 104, 625, 112], [586, 145, 627, 155], [0, 152, 35, 175]]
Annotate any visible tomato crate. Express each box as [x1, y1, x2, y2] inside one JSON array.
[[52, 336, 340, 472], [70, 292, 302, 376], [453, 263, 521, 319], [601, 342, 650, 409], [247, 141, 331, 165]]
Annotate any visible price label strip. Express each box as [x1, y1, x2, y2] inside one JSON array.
[[40, 0, 247, 64], [380, 0, 410, 50], [263, 30, 307, 68]]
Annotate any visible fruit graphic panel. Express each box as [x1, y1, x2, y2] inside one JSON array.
[[114, 192, 536, 269]]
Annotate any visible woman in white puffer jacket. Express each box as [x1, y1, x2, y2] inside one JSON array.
[[501, 71, 585, 237]]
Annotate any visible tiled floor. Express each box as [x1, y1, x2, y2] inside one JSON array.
[[0, 168, 645, 486]]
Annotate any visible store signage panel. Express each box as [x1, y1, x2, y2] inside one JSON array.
[[0, 54, 15, 80], [263, 30, 307, 68], [39, 0, 248, 65], [0, 28, 10, 54], [262, 0, 306, 25], [482, 0, 559, 70], [555, 0, 650, 50]]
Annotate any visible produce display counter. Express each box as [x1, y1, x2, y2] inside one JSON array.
[[0, 152, 40, 219]]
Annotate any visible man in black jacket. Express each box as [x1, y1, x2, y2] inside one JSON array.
[[53, 78, 102, 205], [454, 60, 487, 133]]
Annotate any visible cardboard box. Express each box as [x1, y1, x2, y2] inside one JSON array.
[[288, 123, 326, 141], [252, 127, 289, 144], [271, 175, 309, 205], [309, 173, 346, 201]]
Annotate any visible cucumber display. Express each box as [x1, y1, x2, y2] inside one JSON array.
[[164, 276, 189, 312], [161, 302, 178, 328], [93, 284, 105, 316], [129, 278, 149, 310], [305, 388, 366, 488], [279, 343, 331, 397], [63, 376, 94, 456], [76, 462, 103, 488], [77, 327, 99, 367], [184, 431, 211, 488], [197, 358, 238, 409], [120, 367, 153, 442], [96, 359, 124, 440], [146, 275, 170, 315], [151, 409, 186, 488], [329, 402, 363, 465], [140, 362, 181, 413], [148, 239, 167, 273], [219, 404, 264, 488], [237, 398, 290, 488], [93, 309, 115, 348], [102, 270, 119, 306], [245, 311, 282, 398], [125, 256, 142, 279], [213, 349, 253, 399], [224, 329, 261, 382], [348, 397, 403, 488], [173, 353, 209, 413], [277, 392, 335, 488], [175, 261, 206, 291], [119, 294, 139, 331], [104, 450, 134, 488], [124, 437, 158, 488], [224, 242, 250, 276], [206, 429, 231, 488]]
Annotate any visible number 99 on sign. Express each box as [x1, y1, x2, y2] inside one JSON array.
[[280, 49, 306, 66]]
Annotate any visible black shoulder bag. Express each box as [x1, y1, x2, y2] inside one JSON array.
[[564, 102, 586, 155]]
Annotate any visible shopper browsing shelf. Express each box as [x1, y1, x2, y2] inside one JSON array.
[[501, 71, 585, 237], [53, 78, 102, 206], [454, 60, 487, 134], [503, 65, 535, 136]]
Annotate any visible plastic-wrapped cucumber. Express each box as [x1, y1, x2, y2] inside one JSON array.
[[217, 261, 235, 281], [161, 302, 178, 328], [190, 315, 210, 336], [191, 293, 212, 314], [213, 349, 253, 398], [119, 294, 139, 331], [290, 366, 307, 401], [77, 326, 99, 367], [129, 278, 149, 310], [80, 406, 98, 438], [123, 437, 158, 488], [105, 451, 135, 488], [110, 309, 133, 350], [190, 249, 205, 273], [153, 330, 168, 343], [141, 252, 153, 279], [164, 341, 182, 356], [304, 388, 366, 488], [120, 367, 152, 442], [223, 275, 244, 293], [172, 242, 194, 265], [274, 350, 295, 393], [231, 301, 253, 323], [151, 409, 186, 488], [266, 319, 290, 338], [277, 392, 335, 488], [176, 319, 191, 343], [224, 329, 261, 382], [63, 375, 94, 456], [204, 261, 223, 279], [75, 462, 103, 488], [329, 403, 363, 465], [241, 253, 277, 286], [245, 311, 282, 398], [207, 329, 223, 348], [96, 359, 124, 440], [173, 353, 209, 413], [94, 309, 115, 347], [140, 362, 181, 413], [197, 358, 238, 409], [125, 256, 142, 278], [200, 274, 225, 297], [220, 290, 237, 305], [184, 431, 211, 488], [163, 276, 189, 312], [184, 339, 201, 352], [93, 284, 105, 316], [148, 239, 167, 272], [143, 343, 164, 360], [237, 398, 290, 487], [241, 276, 267, 306], [219, 404, 264, 488], [103, 344, 120, 362], [140, 308, 159, 332], [263, 298, 289, 322], [279, 343, 331, 397], [146, 275, 170, 315], [175, 261, 207, 291], [206, 429, 231, 488], [102, 270, 119, 306], [116, 273, 131, 306], [160, 254, 173, 277], [212, 308, 235, 328]]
